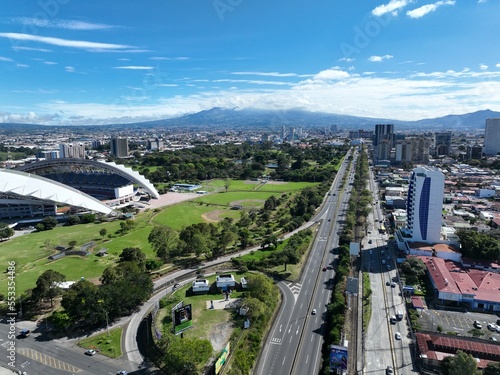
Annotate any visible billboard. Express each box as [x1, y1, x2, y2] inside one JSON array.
[[173, 303, 193, 334], [330, 345, 348, 371], [215, 342, 231, 374]]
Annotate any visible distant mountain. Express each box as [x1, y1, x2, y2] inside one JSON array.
[[404, 109, 500, 131], [0, 108, 498, 132]]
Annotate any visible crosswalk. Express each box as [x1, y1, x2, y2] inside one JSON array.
[[17, 347, 81, 373]]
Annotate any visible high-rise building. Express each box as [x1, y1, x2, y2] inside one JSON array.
[[484, 118, 500, 155], [466, 144, 483, 160], [434, 132, 452, 156], [59, 143, 85, 159], [405, 166, 444, 243], [110, 138, 128, 158], [374, 124, 394, 146]]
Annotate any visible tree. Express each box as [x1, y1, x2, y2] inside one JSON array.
[[224, 178, 231, 192], [99, 228, 107, 238], [119, 247, 146, 270], [0, 224, 14, 241], [66, 215, 80, 226], [400, 257, 427, 285], [148, 226, 179, 262], [61, 279, 103, 324], [441, 350, 481, 375], [41, 216, 58, 230], [32, 270, 66, 307], [68, 240, 77, 249], [80, 213, 96, 224], [484, 362, 500, 375]]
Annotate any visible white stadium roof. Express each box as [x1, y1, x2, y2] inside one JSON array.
[[0, 169, 114, 215]]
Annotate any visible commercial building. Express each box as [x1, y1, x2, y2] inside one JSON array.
[[434, 132, 452, 156], [402, 166, 445, 243], [59, 143, 85, 159], [484, 118, 500, 155], [110, 137, 128, 158]]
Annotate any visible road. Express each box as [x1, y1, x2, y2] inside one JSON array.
[[255, 148, 356, 375]]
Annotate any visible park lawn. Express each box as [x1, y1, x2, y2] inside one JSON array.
[[153, 202, 241, 229], [78, 327, 123, 358], [237, 249, 274, 262], [158, 273, 248, 344], [192, 191, 276, 206]]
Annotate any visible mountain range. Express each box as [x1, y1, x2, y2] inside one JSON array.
[[0, 108, 498, 133]]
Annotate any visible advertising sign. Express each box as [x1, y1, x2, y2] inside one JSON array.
[[173, 303, 193, 334], [330, 345, 348, 370], [215, 342, 231, 374]]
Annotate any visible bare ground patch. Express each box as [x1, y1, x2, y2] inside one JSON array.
[[202, 210, 226, 223], [208, 322, 233, 352]]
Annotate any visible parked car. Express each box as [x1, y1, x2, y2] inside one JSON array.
[[311, 309, 317, 315], [488, 323, 497, 331], [85, 349, 97, 356], [386, 366, 394, 374], [395, 332, 401, 340], [117, 371, 128, 375], [474, 320, 482, 329]]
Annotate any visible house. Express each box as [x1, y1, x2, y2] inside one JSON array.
[[216, 274, 235, 290], [192, 279, 210, 294]]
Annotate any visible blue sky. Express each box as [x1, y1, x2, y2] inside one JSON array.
[[1, 0, 500, 125]]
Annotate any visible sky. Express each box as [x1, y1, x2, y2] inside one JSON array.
[[1, 0, 500, 125]]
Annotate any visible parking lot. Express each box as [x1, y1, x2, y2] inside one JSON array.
[[419, 308, 500, 340]]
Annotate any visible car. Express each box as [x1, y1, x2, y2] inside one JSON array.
[[369, 250, 373, 255], [311, 309, 317, 315], [386, 366, 394, 374], [395, 332, 401, 340], [490, 337, 497, 341], [496, 326, 500, 333], [85, 349, 97, 356], [322, 267, 327, 272], [19, 329, 30, 338], [381, 259, 386, 264], [386, 281, 391, 286], [474, 320, 482, 329], [391, 282, 396, 288], [368, 240, 372, 244], [328, 218, 331, 222], [117, 371, 128, 375], [381, 250, 385, 255], [488, 323, 497, 331]]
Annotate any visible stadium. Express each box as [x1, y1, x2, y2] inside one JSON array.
[[0, 158, 159, 222]]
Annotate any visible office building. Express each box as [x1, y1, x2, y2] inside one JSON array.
[[405, 166, 444, 243], [374, 124, 394, 146], [110, 137, 128, 158], [484, 118, 500, 155], [434, 132, 452, 156], [466, 144, 483, 160]]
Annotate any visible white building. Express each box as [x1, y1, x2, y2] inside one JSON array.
[[192, 279, 210, 294], [403, 166, 444, 243], [484, 118, 500, 155]]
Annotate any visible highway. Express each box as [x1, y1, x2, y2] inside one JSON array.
[[255, 149, 356, 375]]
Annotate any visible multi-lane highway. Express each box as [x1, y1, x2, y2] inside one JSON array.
[[256, 149, 357, 375]]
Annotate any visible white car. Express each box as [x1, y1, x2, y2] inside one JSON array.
[[311, 309, 317, 315], [395, 332, 401, 340], [85, 349, 96, 356], [381, 259, 386, 264]]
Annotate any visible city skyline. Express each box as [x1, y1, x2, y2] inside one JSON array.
[[1, 1, 500, 125]]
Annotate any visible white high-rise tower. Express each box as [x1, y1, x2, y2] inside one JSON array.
[[405, 166, 444, 243], [484, 118, 500, 156]]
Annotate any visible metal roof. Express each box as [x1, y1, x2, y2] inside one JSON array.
[[0, 168, 113, 215]]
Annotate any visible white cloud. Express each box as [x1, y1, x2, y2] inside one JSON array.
[[496, 63, 500, 68], [480, 64, 488, 70], [372, 0, 414, 17], [0, 56, 13, 62], [231, 71, 300, 77], [213, 79, 293, 86], [12, 46, 51, 53], [149, 56, 190, 61], [43, 61, 57, 65], [0, 33, 132, 51], [369, 55, 393, 62], [338, 57, 355, 63], [65, 66, 75, 73], [406, 1, 455, 19], [14, 18, 116, 31], [114, 66, 155, 70]]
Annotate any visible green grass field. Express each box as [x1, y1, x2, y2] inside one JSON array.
[[0, 180, 318, 296], [78, 327, 123, 358]]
